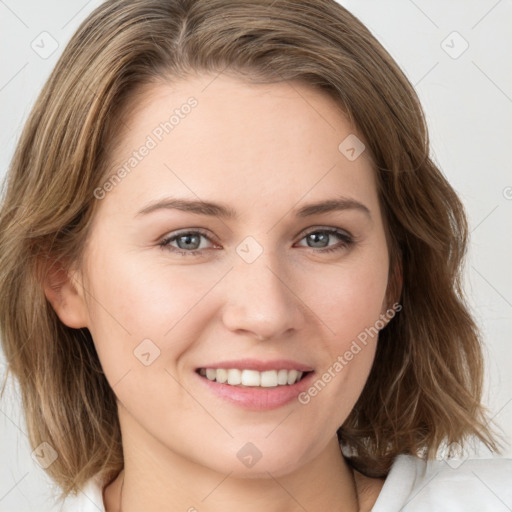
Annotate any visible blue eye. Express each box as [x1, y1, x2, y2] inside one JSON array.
[[158, 227, 354, 256], [296, 228, 354, 253], [159, 229, 214, 256]]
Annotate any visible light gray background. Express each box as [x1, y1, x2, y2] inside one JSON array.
[[1, 1, 511, 510]]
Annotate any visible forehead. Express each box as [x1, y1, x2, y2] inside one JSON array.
[[101, 74, 379, 218]]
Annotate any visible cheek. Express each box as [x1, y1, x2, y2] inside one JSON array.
[[296, 246, 388, 411], [81, 243, 237, 403], [296, 274, 384, 436], [305, 251, 389, 345], [85, 245, 220, 333]]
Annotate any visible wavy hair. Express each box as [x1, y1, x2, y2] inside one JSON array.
[[0, 0, 501, 497]]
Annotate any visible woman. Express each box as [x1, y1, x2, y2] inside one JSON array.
[[0, 1, 510, 510]]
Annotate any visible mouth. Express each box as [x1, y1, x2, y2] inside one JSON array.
[[194, 360, 315, 410], [196, 367, 312, 387]]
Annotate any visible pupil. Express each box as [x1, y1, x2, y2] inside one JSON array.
[[309, 232, 328, 248], [179, 234, 199, 250]]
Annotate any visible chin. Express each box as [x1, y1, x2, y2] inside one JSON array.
[[194, 436, 315, 479]]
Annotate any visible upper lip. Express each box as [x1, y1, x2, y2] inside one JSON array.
[[196, 359, 314, 372]]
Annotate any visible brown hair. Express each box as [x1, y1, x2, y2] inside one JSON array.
[[0, 0, 501, 498]]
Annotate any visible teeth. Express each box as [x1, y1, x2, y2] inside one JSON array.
[[287, 369, 299, 385], [241, 370, 260, 386], [216, 368, 228, 383], [277, 369, 288, 385], [227, 369, 242, 385], [260, 370, 277, 387], [200, 368, 305, 387]]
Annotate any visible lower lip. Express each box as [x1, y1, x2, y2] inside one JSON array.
[[195, 371, 315, 411]]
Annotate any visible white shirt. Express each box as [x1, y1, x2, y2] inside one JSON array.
[[60, 454, 512, 511]]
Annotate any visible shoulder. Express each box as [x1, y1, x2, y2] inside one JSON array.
[[371, 454, 512, 512], [58, 474, 106, 512]]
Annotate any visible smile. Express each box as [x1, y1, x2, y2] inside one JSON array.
[[197, 368, 309, 387]]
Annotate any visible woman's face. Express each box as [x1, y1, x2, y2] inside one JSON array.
[[76, 74, 390, 477]]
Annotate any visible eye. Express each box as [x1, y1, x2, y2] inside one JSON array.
[[295, 228, 354, 253], [158, 227, 354, 257], [158, 229, 216, 256]]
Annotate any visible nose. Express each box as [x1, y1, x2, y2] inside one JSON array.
[[220, 253, 306, 341]]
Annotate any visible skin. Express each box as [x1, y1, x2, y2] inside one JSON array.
[[46, 74, 390, 511]]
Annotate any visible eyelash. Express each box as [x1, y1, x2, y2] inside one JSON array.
[[158, 228, 354, 257]]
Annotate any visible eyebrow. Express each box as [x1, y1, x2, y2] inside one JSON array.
[[136, 196, 371, 219]]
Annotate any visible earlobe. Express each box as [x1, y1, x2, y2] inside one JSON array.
[[43, 261, 89, 329]]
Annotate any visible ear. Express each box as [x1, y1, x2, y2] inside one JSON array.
[[42, 260, 89, 329]]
